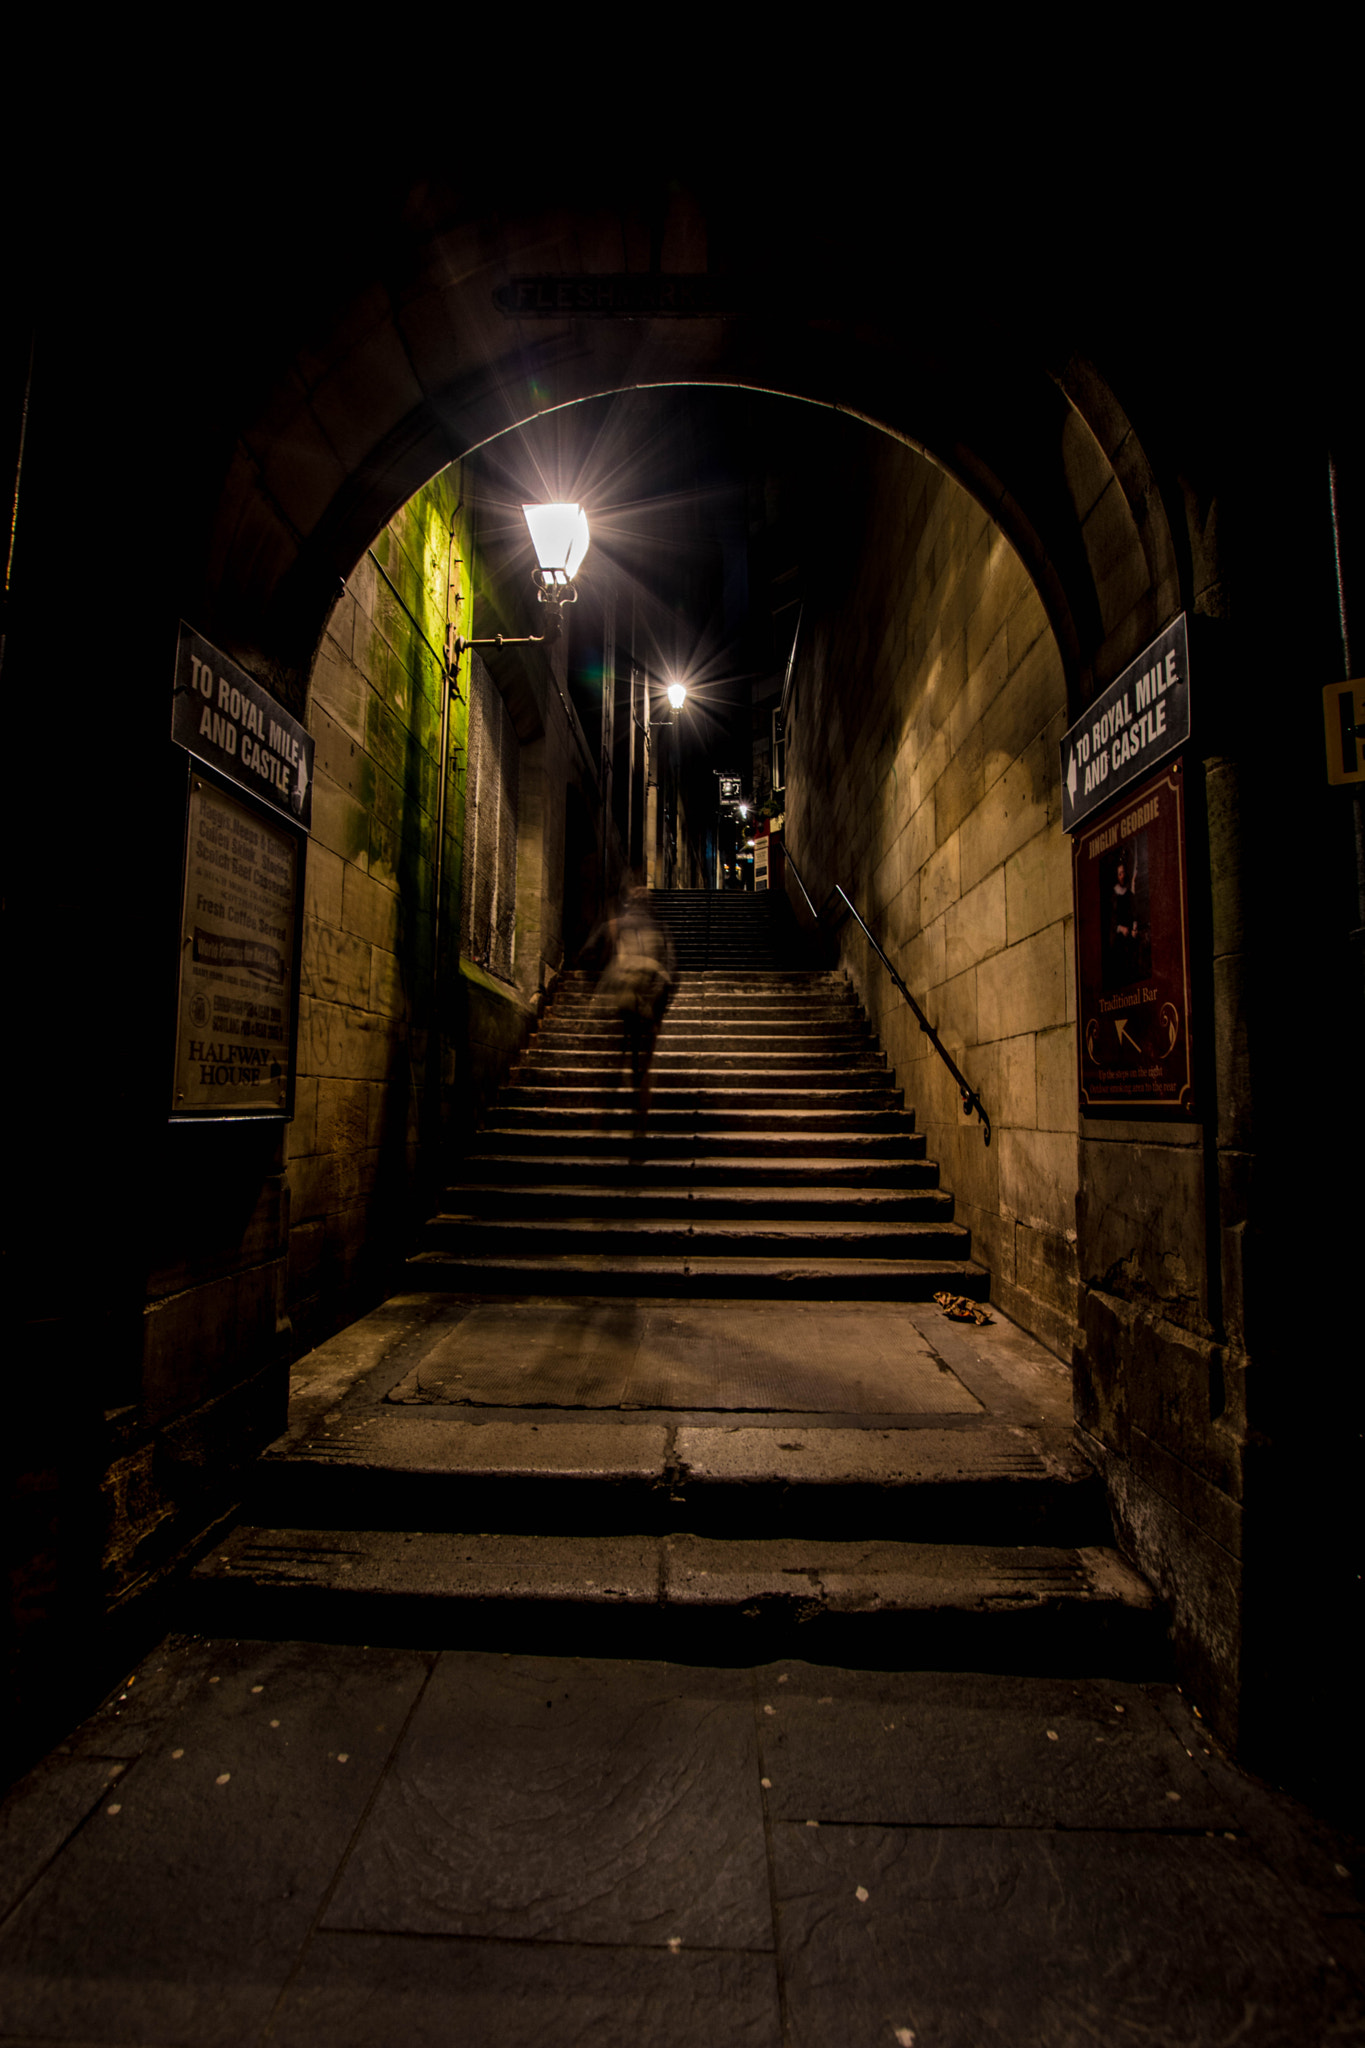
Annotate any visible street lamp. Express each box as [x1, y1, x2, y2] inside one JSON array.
[[666, 681, 687, 712], [446, 502, 592, 690], [522, 502, 591, 601]]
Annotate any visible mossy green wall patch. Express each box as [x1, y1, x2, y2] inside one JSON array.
[[292, 463, 478, 1348]]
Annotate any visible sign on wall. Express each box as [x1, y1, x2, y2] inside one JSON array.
[[171, 621, 314, 828], [170, 625, 308, 1121], [1060, 614, 1189, 834], [171, 774, 302, 1118], [1074, 759, 1195, 1114]]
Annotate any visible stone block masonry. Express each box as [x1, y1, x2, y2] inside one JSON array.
[[285, 473, 470, 1351], [787, 443, 1076, 1357]]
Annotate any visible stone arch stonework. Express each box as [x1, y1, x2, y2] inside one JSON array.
[[216, 193, 1254, 1731], [19, 165, 1343, 1788]]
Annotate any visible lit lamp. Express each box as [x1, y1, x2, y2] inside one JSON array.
[[446, 501, 591, 688], [523, 502, 591, 599], [646, 679, 688, 739]]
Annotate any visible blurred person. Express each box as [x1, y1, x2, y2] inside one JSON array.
[[594, 877, 673, 1122]]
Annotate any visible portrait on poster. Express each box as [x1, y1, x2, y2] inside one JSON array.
[[171, 775, 301, 1118], [1074, 760, 1194, 1113]]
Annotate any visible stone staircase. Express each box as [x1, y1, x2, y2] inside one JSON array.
[[408, 893, 989, 1301], [191, 890, 1162, 1677], [651, 886, 785, 969]]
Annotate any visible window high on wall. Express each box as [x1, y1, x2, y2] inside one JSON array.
[[460, 653, 519, 981]]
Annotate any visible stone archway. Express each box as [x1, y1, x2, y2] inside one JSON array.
[[11, 150, 1358, 1802], [221, 193, 1237, 1733]]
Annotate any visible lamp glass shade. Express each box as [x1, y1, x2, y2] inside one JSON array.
[[666, 682, 687, 710], [523, 503, 590, 581]]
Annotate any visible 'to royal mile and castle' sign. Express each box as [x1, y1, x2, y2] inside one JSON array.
[[171, 622, 314, 829], [1059, 614, 1189, 835]]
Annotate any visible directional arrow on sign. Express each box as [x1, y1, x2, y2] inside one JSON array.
[[1066, 750, 1078, 807], [1115, 1018, 1142, 1054]]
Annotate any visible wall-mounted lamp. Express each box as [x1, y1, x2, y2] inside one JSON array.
[[666, 682, 687, 712], [446, 502, 591, 693], [523, 502, 591, 600]]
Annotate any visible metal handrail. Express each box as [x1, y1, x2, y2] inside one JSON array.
[[784, 848, 991, 1145]]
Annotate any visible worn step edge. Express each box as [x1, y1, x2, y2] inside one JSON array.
[[245, 1420, 1111, 1544], [188, 1529, 1164, 1675], [404, 1253, 990, 1299]]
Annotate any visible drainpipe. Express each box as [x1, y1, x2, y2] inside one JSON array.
[[1, 324, 35, 694], [1328, 453, 1365, 1008], [428, 506, 464, 1174]]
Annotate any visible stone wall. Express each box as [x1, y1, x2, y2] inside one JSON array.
[[786, 438, 1076, 1356], [288, 471, 610, 1343], [286, 471, 470, 1348]]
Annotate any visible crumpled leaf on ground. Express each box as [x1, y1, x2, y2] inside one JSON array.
[[933, 1290, 994, 1325]]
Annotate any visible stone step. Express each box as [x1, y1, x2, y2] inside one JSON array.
[[544, 1003, 864, 1026], [534, 1035, 876, 1058], [545, 1034, 868, 1054], [552, 983, 855, 999], [442, 1183, 955, 1221], [493, 1105, 919, 1134], [550, 978, 850, 997], [457, 1153, 942, 1187], [404, 1251, 989, 1298], [474, 1127, 929, 1160], [236, 1415, 1111, 1546], [497, 1085, 905, 1113], [519, 1051, 886, 1073], [424, 1215, 972, 1259], [558, 968, 826, 984], [191, 1524, 1161, 1675]]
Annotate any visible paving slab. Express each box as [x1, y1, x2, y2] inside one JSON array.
[[270, 1935, 783, 2047], [752, 1668, 1234, 1830], [322, 1653, 773, 1950], [0, 1756, 130, 1926], [2, 1640, 1359, 2047], [387, 1301, 984, 1413], [0, 1639, 431, 2048], [770, 1821, 1363, 2047], [277, 1291, 1073, 1430]]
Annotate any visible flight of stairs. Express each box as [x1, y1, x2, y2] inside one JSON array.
[[408, 893, 989, 1301], [652, 886, 785, 969], [192, 891, 1162, 1675]]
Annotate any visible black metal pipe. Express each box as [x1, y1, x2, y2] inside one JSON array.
[[833, 888, 991, 1144], [784, 844, 990, 1143]]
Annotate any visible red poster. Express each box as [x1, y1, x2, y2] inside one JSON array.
[[1074, 759, 1194, 1113]]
